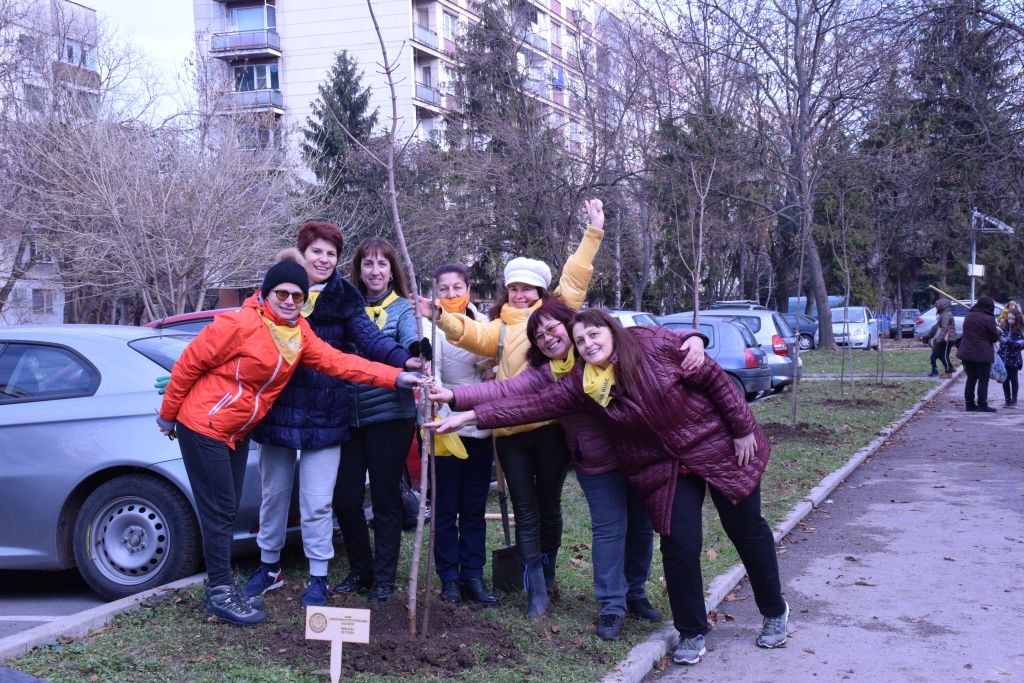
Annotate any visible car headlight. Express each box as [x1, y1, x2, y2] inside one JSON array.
[[852, 328, 866, 338]]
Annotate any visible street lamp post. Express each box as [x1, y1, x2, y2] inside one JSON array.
[[969, 208, 1015, 302]]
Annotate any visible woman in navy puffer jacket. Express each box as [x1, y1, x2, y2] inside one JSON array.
[[333, 237, 420, 605], [427, 308, 788, 667], [244, 222, 417, 609]]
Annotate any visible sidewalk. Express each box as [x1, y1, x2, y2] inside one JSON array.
[[646, 377, 1024, 682]]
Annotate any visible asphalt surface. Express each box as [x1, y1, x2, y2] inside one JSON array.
[[0, 571, 104, 641], [647, 376, 1024, 682]]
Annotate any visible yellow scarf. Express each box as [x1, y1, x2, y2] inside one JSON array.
[[431, 430, 469, 459], [582, 362, 616, 407], [260, 310, 302, 365], [365, 290, 400, 330], [300, 286, 324, 318], [549, 347, 576, 380]]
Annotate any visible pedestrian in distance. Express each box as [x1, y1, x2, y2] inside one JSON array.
[[155, 250, 423, 626], [417, 199, 606, 619], [958, 295, 1001, 412], [998, 308, 1023, 407], [922, 298, 955, 378], [243, 222, 425, 609], [427, 298, 708, 640], [333, 237, 422, 605], [420, 263, 501, 608], [425, 308, 789, 665], [997, 299, 1020, 327]]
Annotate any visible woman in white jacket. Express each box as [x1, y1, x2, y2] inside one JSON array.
[[422, 263, 500, 607]]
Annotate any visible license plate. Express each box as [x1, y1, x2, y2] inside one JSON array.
[[835, 334, 848, 342]]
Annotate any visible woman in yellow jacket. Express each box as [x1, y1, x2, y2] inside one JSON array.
[[419, 199, 605, 618]]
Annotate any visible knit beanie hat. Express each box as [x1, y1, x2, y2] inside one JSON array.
[[504, 257, 552, 290], [973, 295, 995, 315], [261, 248, 309, 298]]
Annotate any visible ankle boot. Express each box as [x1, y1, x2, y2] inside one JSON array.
[[542, 551, 559, 600], [524, 563, 549, 619]]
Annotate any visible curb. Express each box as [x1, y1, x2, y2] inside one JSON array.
[[0, 573, 207, 662], [601, 370, 961, 683]]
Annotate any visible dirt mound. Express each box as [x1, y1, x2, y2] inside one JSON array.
[[760, 421, 826, 442], [169, 581, 521, 679], [821, 397, 884, 408]]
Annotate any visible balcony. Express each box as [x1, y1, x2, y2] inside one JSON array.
[[522, 31, 549, 53], [524, 77, 549, 98], [211, 29, 282, 59], [412, 24, 439, 50], [415, 82, 441, 106], [226, 89, 284, 112]]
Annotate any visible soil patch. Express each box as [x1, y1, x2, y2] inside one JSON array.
[[820, 398, 884, 408], [163, 581, 521, 679], [760, 421, 831, 443]]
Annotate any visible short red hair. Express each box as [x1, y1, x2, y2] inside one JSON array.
[[297, 221, 344, 254]]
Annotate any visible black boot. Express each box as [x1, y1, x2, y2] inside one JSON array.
[[461, 577, 500, 607], [978, 403, 997, 413], [966, 402, 978, 412], [543, 551, 559, 601], [439, 580, 463, 604], [524, 563, 549, 619]]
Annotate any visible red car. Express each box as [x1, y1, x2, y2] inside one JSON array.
[[145, 308, 234, 333]]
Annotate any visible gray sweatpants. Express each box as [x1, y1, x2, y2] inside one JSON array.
[[256, 443, 340, 576]]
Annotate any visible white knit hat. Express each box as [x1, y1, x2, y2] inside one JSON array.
[[504, 257, 552, 290]]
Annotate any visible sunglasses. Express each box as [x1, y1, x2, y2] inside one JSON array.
[[271, 289, 305, 304]]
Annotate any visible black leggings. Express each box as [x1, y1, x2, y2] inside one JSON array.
[[1003, 367, 1019, 402], [930, 341, 953, 373]]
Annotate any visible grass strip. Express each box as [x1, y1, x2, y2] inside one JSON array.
[[13, 380, 933, 683], [799, 348, 937, 376]]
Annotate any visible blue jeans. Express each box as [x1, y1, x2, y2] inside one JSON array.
[[433, 436, 494, 582], [576, 469, 654, 616]]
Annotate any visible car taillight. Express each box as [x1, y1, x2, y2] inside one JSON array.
[[772, 335, 789, 356], [744, 348, 760, 368], [915, 317, 924, 325]]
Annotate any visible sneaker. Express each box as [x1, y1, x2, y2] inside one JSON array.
[[756, 602, 790, 648], [627, 597, 662, 622], [204, 584, 267, 626], [302, 576, 331, 607], [367, 582, 395, 604], [673, 634, 706, 665], [242, 564, 284, 598], [333, 570, 373, 595], [595, 614, 623, 641]]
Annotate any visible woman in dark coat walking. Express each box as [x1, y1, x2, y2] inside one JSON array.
[[426, 309, 788, 667], [957, 296, 1001, 412]]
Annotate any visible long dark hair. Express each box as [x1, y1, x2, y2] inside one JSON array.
[[350, 237, 410, 299], [489, 286, 550, 321], [525, 298, 577, 367], [571, 308, 643, 397]]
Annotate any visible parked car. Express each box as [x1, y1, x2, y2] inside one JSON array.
[[659, 314, 772, 401], [709, 300, 767, 310], [146, 308, 233, 333], [830, 306, 879, 349], [0, 325, 296, 600], [675, 308, 801, 390], [782, 313, 819, 351], [888, 308, 921, 339], [605, 308, 660, 328], [914, 301, 1004, 342]]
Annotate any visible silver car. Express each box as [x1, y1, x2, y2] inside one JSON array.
[[830, 306, 879, 349], [676, 309, 802, 390], [914, 301, 1003, 342], [605, 308, 660, 328], [0, 325, 286, 600]]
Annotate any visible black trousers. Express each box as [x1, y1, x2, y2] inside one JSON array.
[[176, 423, 249, 587], [1003, 367, 1019, 402], [432, 435, 494, 582], [495, 424, 571, 569], [661, 475, 785, 638], [930, 341, 953, 373], [963, 360, 993, 407], [334, 418, 415, 584]]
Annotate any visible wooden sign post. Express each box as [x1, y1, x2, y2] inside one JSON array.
[[305, 606, 371, 683]]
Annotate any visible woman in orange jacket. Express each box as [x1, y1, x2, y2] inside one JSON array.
[[157, 250, 423, 626]]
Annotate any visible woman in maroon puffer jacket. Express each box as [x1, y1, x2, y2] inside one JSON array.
[[426, 308, 788, 667]]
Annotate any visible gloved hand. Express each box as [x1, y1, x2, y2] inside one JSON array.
[[407, 338, 433, 362], [156, 415, 176, 439], [154, 375, 171, 395], [396, 371, 425, 389]]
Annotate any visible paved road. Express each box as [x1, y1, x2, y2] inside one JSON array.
[[648, 378, 1024, 682], [0, 570, 104, 640]]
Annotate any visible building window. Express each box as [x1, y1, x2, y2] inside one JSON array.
[[229, 4, 275, 31], [24, 84, 47, 111], [550, 23, 561, 49], [58, 39, 97, 70], [29, 240, 54, 264], [442, 12, 458, 41], [32, 290, 54, 314], [234, 63, 279, 91], [17, 34, 46, 68]]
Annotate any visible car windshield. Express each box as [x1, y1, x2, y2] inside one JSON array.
[[729, 315, 762, 334], [831, 308, 866, 323], [664, 321, 717, 349], [900, 310, 919, 319], [128, 334, 195, 371]]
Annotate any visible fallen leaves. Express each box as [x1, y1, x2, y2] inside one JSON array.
[[706, 548, 718, 560], [854, 579, 878, 587]]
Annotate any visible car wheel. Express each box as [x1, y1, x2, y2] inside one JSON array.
[[798, 334, 814, 351], [73, 474, 200, 601]]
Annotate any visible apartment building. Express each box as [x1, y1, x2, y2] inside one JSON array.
[[191, 0, 609, 162], [0, 0, 99, 325]]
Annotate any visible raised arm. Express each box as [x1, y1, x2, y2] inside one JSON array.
[[552, 199, 605, 311]]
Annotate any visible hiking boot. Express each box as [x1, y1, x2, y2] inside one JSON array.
[[203, 579, 264, 611], [333, 570, 373, 595], [627, 597, 662, 622], [977, 404, 997, 413], [595, 614, 623, 641], [439, 580, 463, 604], [367, 582, 395, 604], [301, 576, 331, 607], [756, 602, 790, 648], [242, 564, 284, 598], [461, 578, 500, 607], [673, 634, 706, 665], [204, 584, 267, 626]]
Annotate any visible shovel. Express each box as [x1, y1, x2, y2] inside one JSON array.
[[491, 452, 521, 593]]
